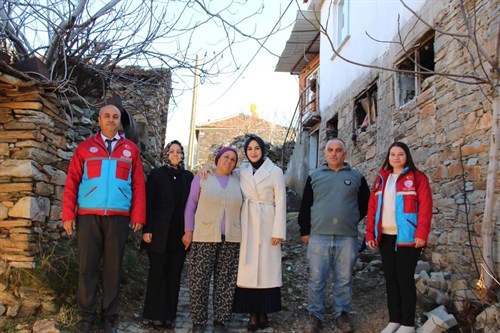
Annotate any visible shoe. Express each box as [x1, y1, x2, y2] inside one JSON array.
[[394, 325, 415, 333], [247, 313, 258, 332], [304, 314, 322, 333], [165, 320, 174, 329], [104, 320, 117, 333], [258, 313, 269, 329], [381, 322, 401, 333], [214, 320, 227, 333], [77, 321, 92, 333], [335, 312, 354, 333], [152, 320, 166, 329], [192, 323, 205, 333]]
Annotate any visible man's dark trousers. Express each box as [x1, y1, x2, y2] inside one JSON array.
[[76, 215, 130, 324]]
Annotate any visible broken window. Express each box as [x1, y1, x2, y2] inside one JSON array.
[[352, 84, 377, 136], [326, 115, 339, 139], [396, 33, 435, 105]]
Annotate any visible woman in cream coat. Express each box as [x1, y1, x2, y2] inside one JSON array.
[[232, 135, 287, 332]]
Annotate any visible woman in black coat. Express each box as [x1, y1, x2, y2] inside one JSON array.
[[142, 140, 194, 329]]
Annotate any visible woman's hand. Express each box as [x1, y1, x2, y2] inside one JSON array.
[[182, 231, 193, 250], [271, 237, 283, 246], [414, 237, 426, 248], [198, 164, 213, 180], [367, 240, 377, 249], [142, 233, 152, 243]]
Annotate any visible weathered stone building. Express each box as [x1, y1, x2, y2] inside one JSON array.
[[278, 0, 499, 284], [195, 113, 289, 166], [0, 61, 169, 317]]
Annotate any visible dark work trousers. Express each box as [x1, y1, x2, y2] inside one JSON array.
[[188, 240, 240, 325], [379, 234, 422, 326], [143, 238, 186, 322], [76, 214, 130, 324]]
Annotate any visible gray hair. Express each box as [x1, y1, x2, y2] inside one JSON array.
[[325, 138, 346, 151], [99, 104, 121, 116]]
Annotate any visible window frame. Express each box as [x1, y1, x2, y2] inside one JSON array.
[[395, 33, 435, 107], [333, 0, 350, 50], [352, 83, 378, 136]]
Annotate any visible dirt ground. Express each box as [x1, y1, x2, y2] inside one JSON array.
[[117, 212, 390, 332]]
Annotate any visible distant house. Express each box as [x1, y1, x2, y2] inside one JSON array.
[[195, 113, 288, 166]]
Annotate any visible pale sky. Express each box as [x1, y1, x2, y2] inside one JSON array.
[[165, 0, 305, 145]]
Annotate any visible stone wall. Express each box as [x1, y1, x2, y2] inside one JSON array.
[[108, 67, 171, 171], [0, 63, 169, 317], [315, 0, 499, 278], [0, 66, 69, 316]]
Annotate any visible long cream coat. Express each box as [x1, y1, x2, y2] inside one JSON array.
[[237, 158, 287, 288]]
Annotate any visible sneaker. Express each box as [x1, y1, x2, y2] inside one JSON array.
[[381, 322, 401, 333], [335, 312, 354, 333], [304, 314, 322, 333], [394, 325, 415, 333]]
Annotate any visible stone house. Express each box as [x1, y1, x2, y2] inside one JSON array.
[[0, 61, 169, 317], [195, 113, 289, 167], [277, 0, 499, 281]]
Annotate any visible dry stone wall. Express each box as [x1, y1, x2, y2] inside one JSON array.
[[0, 67, 68, 317], [0, 63, 169, 318], [316, 0, 499, 279]]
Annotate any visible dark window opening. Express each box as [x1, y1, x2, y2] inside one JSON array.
[[326, 115, 338, 139], [397, 32, 435, 105], [352, 84, 377, 139]]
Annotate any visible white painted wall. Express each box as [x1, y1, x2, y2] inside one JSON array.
[[318, 0, 427, 112]]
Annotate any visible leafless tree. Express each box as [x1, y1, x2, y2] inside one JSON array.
[[0, 0, 293, 107], [301, 0, 499, 288]]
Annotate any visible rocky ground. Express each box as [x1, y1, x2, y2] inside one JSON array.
[[116, 212, 390, 333], [13, 212, 391, 333]]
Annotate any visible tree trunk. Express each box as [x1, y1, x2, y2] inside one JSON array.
[[482, 89, 500, 288]]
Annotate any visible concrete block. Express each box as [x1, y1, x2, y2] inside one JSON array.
[[419, 270, 430, 280], [416, 278, 428, 295], [418, 305, 458, 333], [449, 279, 469, 292], [416, 260, 431, 273], [427, 286, 447, 304], [428, 278, 447, 290]]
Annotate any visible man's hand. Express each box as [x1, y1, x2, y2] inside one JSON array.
[[132, 223, 143, 233], [301, 235, 310, 245], [182, 231, 193, 250], [143, 233, 152, 243], [63, 220, 75, 235], [415, 237, 426, 248]]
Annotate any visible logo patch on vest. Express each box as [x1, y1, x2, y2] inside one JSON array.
[[89, 147, 98, 153], [122, 150, 131, 157], [344, 179, 352, 186]]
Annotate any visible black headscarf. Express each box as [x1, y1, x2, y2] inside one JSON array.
[[244, 135, 266, 172], [163, 140, 185, 173]]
